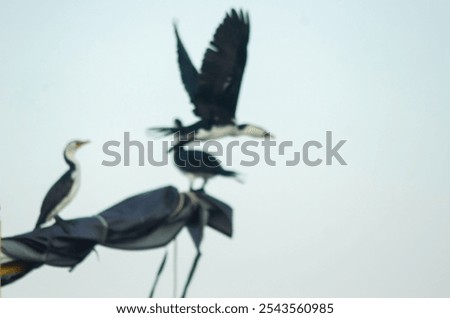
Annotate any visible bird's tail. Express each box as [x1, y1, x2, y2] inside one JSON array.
[[34, 216, 45, 230], [222, 170, 245, 184], [147, 126, 180, 138], [147, 119, 184, 138]]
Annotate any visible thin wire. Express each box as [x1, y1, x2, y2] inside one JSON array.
[[173, 238, 178, 297], [181, 252, 201, 298], [149, 249, 168, 298]]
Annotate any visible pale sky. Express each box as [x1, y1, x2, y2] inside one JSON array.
[[1, 0, 450, 297]]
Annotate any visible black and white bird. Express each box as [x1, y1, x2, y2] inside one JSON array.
[[173, 144, 240, 191], [149, 9, 273, 148], [35, 140, 89, 229]]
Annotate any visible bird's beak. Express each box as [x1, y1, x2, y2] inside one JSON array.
[[264, 132, 275, 139], [77, 140, 90, 148]]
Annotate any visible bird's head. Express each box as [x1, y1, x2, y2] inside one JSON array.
[[64, 140, 90, 159], [70, 140, 90, 149], [238, 124, 275, 139]]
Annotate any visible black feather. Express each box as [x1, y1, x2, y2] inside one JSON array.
[[35, 170, 75, 229], [176, 9, 250, 124], [174, 23, 199, 103]]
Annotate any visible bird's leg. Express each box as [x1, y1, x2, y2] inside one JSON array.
[[200, 179, 208, 192]]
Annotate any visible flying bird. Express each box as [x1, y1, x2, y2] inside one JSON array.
[[172, 144, 241, 191], [35, 140, 89, 229], [149, 9, 273, 148]]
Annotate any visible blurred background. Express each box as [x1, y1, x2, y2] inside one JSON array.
[[1, 0, 449, 297]]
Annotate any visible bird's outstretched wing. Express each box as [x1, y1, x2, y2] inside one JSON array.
[[174, 23, 199, 103], [194, 9, 250, 123], [35, 170, 75, 228]]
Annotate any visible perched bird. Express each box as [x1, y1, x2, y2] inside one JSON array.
[[149, 9, 273, 148], [172, 144, 240, 191], [35, 140, 89, 229]]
